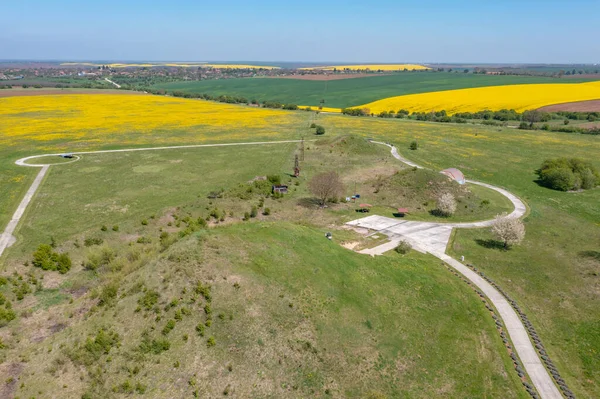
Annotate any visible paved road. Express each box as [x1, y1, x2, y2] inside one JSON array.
[[1, 140, 305, 259], [348, 141, 562, 399], [0, 166, 49, 257], [104, 78, 121, 88]]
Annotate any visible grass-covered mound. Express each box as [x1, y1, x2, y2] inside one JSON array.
[[364, 167, 513, 221], [1, 221, 523, 398]]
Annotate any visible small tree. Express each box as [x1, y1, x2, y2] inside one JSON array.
[[309, 171, 345, 206], [409, 141, 418, 150], [491, 213, 525, 249], [436, 192, 457, 216], [315, 125, 326, 135], [394, 240, 412, 254]]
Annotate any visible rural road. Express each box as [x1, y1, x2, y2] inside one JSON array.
[[347, 141, 563, 399], [104, 78, 121, 88], [0, 166, 49, 258], [1, 140, 305, 259]]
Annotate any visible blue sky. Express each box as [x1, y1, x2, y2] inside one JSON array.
[[1, 0, 598, 63]]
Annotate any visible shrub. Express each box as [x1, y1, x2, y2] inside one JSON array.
[[138, 290, 160, 310], [243, 212, 250, 221], [69, 328, 121, 366], [0, 306, 16, 323], [83, 246, 115, 272], [101, 225, 108, 232], [32, 244, 72, 274], [315, 125, 326, 135], [194, 281, 212, 301], [409, 141, 418, 150], [263, 208, 271, 216], [141, 219, 148, 226], [267, 174, 281, 185], [195, 323, 205, 336], [536, 158, 599, 191], [139, 335, 170, 354], [162, 319, 176, 335], [310, 123, 316, 128], [112, 225, 119, 232], [206, 337, 216, 347], [518, 122, 530, 130], [250, 206, 258, 218], [394, 240, 412, 254], [436, 193, 457, 216], [84, 237, 103, 247], [98, 283, 119, 307]]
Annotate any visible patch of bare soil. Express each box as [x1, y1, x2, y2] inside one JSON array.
[[268, 73, 390, 81], [0, 362, 24, 398], [538, 99, 600, 112], [341, 241, 360, 250], [0, 89, 145, 98]]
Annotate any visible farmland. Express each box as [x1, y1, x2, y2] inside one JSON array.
[[151, 72, 592, 109], [299, 64, 431, 71], [0, 100, 527, 397], [0, 92, 599, 397], [358, 80, 600, 114]]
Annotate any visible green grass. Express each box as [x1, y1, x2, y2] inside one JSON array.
[[9, 222, 526, 398], [2, 96, 600, 397], [153, 72, 597, 108], [6, 143, 297, 258], [316, 114, 600, 397]]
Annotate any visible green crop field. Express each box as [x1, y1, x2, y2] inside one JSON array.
[[152, 72, 596, 108], [1, 93, 599, 398]]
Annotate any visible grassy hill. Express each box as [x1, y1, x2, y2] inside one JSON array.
[[152, 72, 595, 108], [0, 132, 525, 398], [1, 93, 600, 397]]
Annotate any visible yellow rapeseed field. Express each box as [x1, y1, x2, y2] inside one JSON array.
[[297, 105, 342, 113], [300, 64, 430, 71], [0, 94, 289, 143], [357, 81, 600, 114]]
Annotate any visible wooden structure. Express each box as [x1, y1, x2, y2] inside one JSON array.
[[272, 185, 288, 194], [356, 203, 372, 213], [393, 207, 409, 217]]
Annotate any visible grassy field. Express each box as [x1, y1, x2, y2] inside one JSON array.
[[151, 72, 594, 109], [1, 93, 599, 397], [0, 129, 525, 397], [0, 94, 309, 229], [314, 114, 600, 397]]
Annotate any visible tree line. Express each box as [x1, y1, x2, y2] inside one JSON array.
[[341, 107, 600, 135]]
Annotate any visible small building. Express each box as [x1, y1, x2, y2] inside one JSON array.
[[440, 168, 466, 185], [272, 185, 288, 194]]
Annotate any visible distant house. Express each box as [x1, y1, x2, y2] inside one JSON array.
[[272, 185, 288, 194]]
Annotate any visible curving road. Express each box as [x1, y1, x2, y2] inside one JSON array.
[[0, 140, 305, 259], [347, 141, 562, 399]]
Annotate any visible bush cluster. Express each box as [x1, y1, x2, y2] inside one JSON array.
[[32, 244, 72, 274], [537, 158, 599, 191]]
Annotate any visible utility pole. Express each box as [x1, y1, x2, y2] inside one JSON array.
[[294, 154, 300, 177]]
